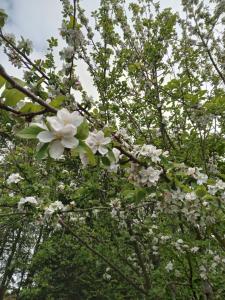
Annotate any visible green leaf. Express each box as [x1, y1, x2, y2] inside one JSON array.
[[50, 96, 66, 108], [16, 126, 45, 139], [0, 9, 8, 27], [19, 103, 33, 113], [79, 141, 96, 166], [19, 103, 42, 113], [122, 189, 135, 200], [68, 15, 76, 29], [195, 185, 207, 197], [101, 156, 111, 166], [2, 89, 26, 106], [108, 150, 116, 162], [0, 75, 6, 88], [36, 143, 49, 160], [134, 188, 146, 201], [76, 120, 89, 140]]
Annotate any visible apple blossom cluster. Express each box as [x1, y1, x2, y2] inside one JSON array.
[[107, 148, 121, 172], [186, 167, 208, 185], [86, 130, 111, 155], [44, 200, 66, 221], [2, 34, 33, 68], [60, 46, 74, 61], [18, 196, 38, 211], [37, 108, 83, 159], [207, 179, 225, 195], [59, 21, 84, 52], [103, 267, 112, 281], [136, 144, 163, 163], [185, 166, 225, 199], [43, 200, 86, 225], [32, 108, 114, 163], [128, 163, 162, 187], [19, 108, 166, 186], [0, 140, 14, 163], [6, 173, 23, 184], [165, 261, 173, 272]]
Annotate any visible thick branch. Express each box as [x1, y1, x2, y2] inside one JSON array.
[[0, 65, 57, 113]]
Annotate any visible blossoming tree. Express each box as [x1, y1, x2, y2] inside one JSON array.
[[0, 0, 225, 298]]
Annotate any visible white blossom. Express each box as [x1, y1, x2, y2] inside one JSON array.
[[139, 144, 162, 163], [196, 172, 208, 185], [103, 273, 111, 280], [110, 198, 121, 218], [185, 192, 197, 201], [37, 108, 83, 159], [177, 239, 184, 244], [139, 166, 161, 186], [187, 167, 196, 176], [7, 173, 23, 184], [216, 179, 225, 190], [86, 130, 111, 155], [60, 46, 74, 60], [207, 184, 218, 195], [44, 200, 65, 220], [191, 247, 199, 253], [199, 265, 207, 280], [165, 261, 173, 272], [18, 196, 38, 211], [107, 148, 121, 172]]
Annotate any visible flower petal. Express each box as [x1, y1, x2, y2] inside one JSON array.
[[60, 124, 77, 137], [102, 137, 111, 145], [37, 131, 54, 143], [71, 112, 84, 127], [91, 145, 98, 154], [57, 108, 70, 122], [112, 148, 120, 162], [30, 122, 48, 130], [98, 146, 108, 155], [49, 140, 64, 159], [61, 137, 79, 149], [47, 117, 63, 131]]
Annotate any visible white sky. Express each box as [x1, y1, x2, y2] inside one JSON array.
[[0, 0, 206, 97]]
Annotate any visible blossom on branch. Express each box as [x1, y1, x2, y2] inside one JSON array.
[[18, 196, 38, 211], [37, 108, 84, 159], [86, 130, 111, 155], [7, 173, 23, 184], [139, 166, 162, 186]]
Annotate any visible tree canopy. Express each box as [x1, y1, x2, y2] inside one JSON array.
[[0, 0, 225, 299]]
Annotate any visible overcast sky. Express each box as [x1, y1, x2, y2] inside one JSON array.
[[0, 0, 205, 96]]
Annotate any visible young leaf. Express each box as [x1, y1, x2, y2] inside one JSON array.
[[76, 120, 89, 140], [101, 156, 111, 166], [2, 89, 26, 106], [0, 75, 6, 88], [79, 141, 96, 166], [16, 126, 45, 139], [108, 150, 116, 162], [0, 9, 8, 27], [36, 143, 49, 160], [50, 96, 66, 108]]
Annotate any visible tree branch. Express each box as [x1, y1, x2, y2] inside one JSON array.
[[0, 65, 57, 113]]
